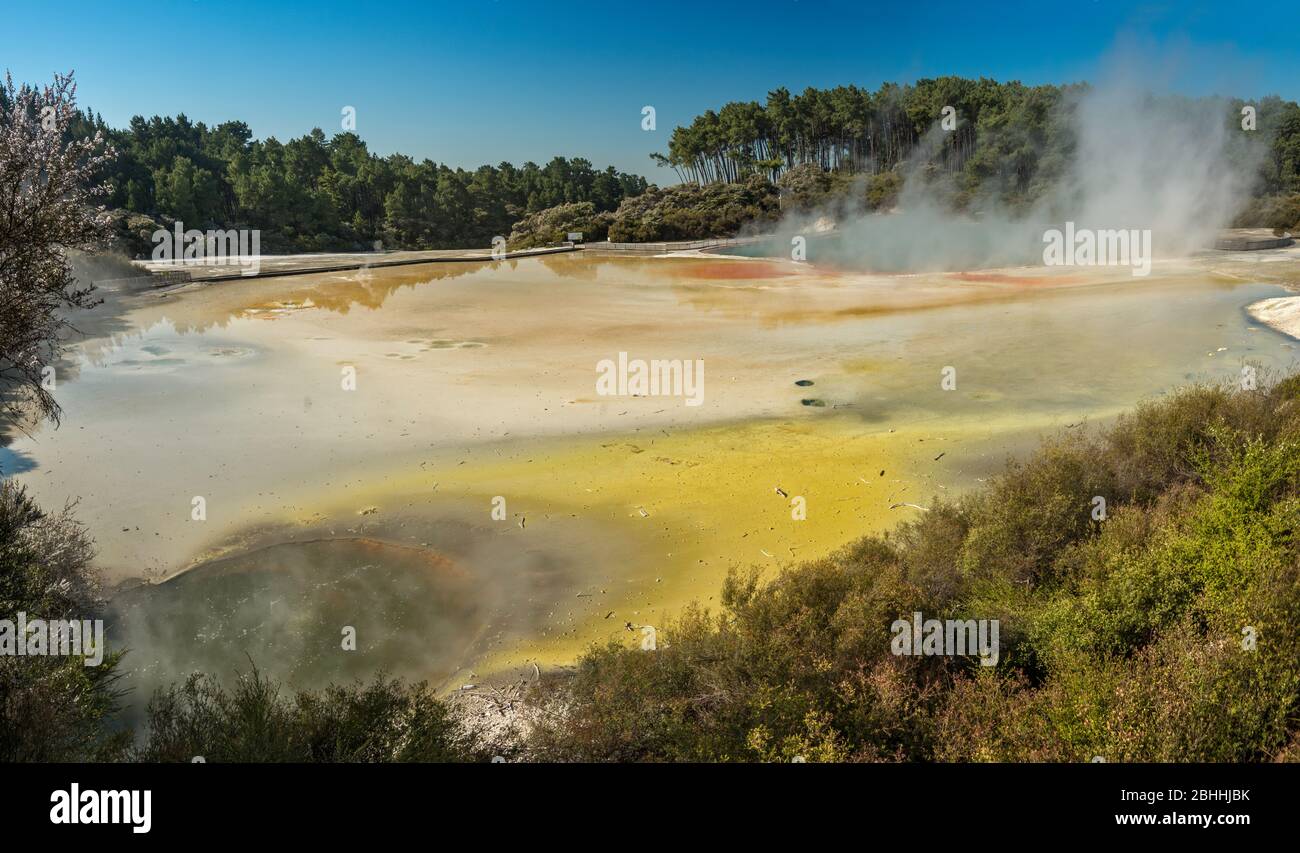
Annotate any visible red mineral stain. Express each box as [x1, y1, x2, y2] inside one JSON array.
[[681, 261, 795, 280]]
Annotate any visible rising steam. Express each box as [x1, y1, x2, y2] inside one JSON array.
[[775, 67, 1267, 273]]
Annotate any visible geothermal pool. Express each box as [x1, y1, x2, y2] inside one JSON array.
[[8, 250, 1299, 714]]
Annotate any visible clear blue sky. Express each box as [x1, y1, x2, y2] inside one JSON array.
[[5, 0, 1297, 183]]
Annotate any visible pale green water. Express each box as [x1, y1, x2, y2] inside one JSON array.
[[103, 537, 498, 727]]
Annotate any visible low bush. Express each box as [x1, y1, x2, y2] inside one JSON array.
[[606, 175, 780, 242]]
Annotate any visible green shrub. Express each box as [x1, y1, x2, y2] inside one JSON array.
[[776, 163, 834, 212], [0, 480, 128, 761], [134, 667, 502, 763], [507, 201, 610, 249], [1233, 193, 1300, 235], [606, 175, 780, 242]]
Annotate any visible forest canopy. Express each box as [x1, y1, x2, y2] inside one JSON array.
[[38, 105, 649, 253], [650, 78, 1300, 232]]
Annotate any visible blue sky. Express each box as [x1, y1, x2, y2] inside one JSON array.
[[4, 0, 1297, 183]]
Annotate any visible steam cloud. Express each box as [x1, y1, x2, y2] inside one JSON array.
[[773, 69, 1266, 273]]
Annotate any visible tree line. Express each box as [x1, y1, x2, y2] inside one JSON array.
[[43, 108, 649, 253], [654, 78, 1300, 209]]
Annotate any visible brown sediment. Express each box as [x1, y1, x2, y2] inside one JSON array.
[[946, 271, 1086, 285], [342, 536, 468, 577], [166, 533, 470, 586]]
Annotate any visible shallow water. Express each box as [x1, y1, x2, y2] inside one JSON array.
[[105, 538, 480, 725], [10, 252, 1299, 700]]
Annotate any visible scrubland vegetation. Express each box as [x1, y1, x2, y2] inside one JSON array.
[[0, 481, 127, 761], [507, 201, 611, 248], [526, 378, 1300, 762], [605, 174, 782, 242], [134, 669, 508, 763]]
